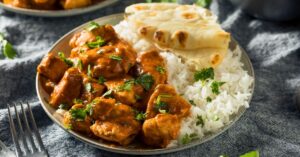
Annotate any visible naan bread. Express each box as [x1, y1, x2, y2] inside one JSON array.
[[125, 3, 230, 69]]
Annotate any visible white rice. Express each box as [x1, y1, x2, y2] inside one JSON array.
[[114, 21, 254, 147]]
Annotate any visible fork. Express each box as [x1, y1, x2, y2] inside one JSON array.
[[7, 102, 49, 157]]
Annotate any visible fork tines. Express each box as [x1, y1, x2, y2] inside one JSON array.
[[7, 102, 48, 157]]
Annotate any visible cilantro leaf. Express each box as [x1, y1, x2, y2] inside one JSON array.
[[86, 21, 100, 31], [189, 100, 196, 106], [58, 104, 69, 110], [87, 64, 92, 78], [210, 81, 225, 95], [86, 36, 105, 48], [69, 108, 87, 121], [73, 98, 83, 104], [109, 55, 122, 62], [135, 74, 154, 91], [194, 0, 212, 8], [102, 89, 113, 98], [194, 67, 214, 82], [98, 76, 106, 84], [155, 65, 165, 74], [118, 80, 134, 91], [76, 59, 83, 70], [0, 33, 17, 59], [85, 83, 92, 93], [58, 52, 73, 66], [206, 97, 212, 102], [181, 133, 198, 144], [240, 150, 259, 157], [135, 112, 146, 121], [196, 115, 204, 126]]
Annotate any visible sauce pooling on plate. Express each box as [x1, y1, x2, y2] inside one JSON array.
[[37, 24, 191, 148]]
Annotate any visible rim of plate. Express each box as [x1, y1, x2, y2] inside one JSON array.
[[0, 0, 118, 17], [36, 13, 255, 155]]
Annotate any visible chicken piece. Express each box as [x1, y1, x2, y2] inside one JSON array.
[[69, 25, 117, 49], [90, 97, 115, 120], [49, 68, 82, 108], [104, 76, 144, 107], [31, 0, 56, 10], [146, 84, 191, 119], [37, 53, 69, 83], [142, 114, 180, 148], [81, 75, 106, 102], [40, 75, 56, 94], [137, 50, 167, 89], [63, 104, 92, 134], [73, 40, 136, 79], [60, 0, 91, 9], [3, 0, 30, 8], [90, 101, 141, 145]]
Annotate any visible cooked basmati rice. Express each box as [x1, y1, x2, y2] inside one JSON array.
[[114, 21, 254, 147]]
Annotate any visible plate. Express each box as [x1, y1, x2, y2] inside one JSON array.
[[36, 13, 255, 155], [0, 0, 118, 17]]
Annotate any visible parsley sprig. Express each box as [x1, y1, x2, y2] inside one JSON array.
[[194, 67, 214, 82], [0, 33, 17, 59]]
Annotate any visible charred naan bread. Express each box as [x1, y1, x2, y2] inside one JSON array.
[[125, 3, 230, 69]]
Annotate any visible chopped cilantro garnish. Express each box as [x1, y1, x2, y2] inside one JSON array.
[[196, 115, 204, 127], [181, 133, 198, 145], [102, 89, 113, 98], [64, 124, 72, 130], [85, 83, 92, 93], [154, 101, 168, 114], [85, 103, 93, 116], [76, 59, 83, 70], [155, 65, 165, 74], [73, 98, 83, 104], [210, 81, 225, 95], [189, 100, 196, 106], [109, 55, 122, 62], [240, 150, 259, 157], [206, 97, 212, 102], [213, 115, 219, 121], [87, 64, 92, 78], [98, 76, 106, 84], [58, 52, 73, 66], [97, 49, 104, 54], [86, 21, 100, 31], [194, 67, 214, 82], [58, 104, 68, 110], [135, 74, 154, 91], [118, 80, 134, 91], [135, 94, 142, 100], [86, 36, 105, 48], [135, 112, 146, 121], [69, 108, 87, 121], [0, 33, 16, 59]]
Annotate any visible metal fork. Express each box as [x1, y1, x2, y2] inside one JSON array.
[[7, 102, 49, 157]]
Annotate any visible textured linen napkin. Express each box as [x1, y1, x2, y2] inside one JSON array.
[[0, 0, 300, 156]]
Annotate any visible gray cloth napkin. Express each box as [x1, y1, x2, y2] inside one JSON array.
[[1, 0, 300, 156]]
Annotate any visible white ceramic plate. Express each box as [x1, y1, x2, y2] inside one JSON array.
[[0, 0, 118, 17], [36, 14, 255, 155]]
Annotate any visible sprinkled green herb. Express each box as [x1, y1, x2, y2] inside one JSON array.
[[135, 74, 154, 91], [102, 89, 113, 98], [181, 133, 198, 145], [86, 21, 100, 31], [85, 83, 92, 93], [109, 55, 122, 62], [194, 67, 214, 82], [86, 36, 105, 49], [58, 104, 68, 110], [206, 97, 212, 102], [87, 64, 92, 78], [196, 115, 204, 127], [118, 80, 134, 91], [0, 33, 16, 59], [73, 98, 83, 104], [194, 0, 212, 8], [154, 94, 171, 114], [135, 94, 142, 100], [76, 59, 83, 70], [189, 100, 196, 106], [69, 108, 87, 121], [210, 81, 225, 95], [98, 76, 106, 84], [240, 150, 259, 157], [85, 103, 93, 116], [135, 112, 146, 121], [58, 52, 73, 66], [64, 124, 72, 130], [155, 65, 165, 74], [97, 49, 104, 54]]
